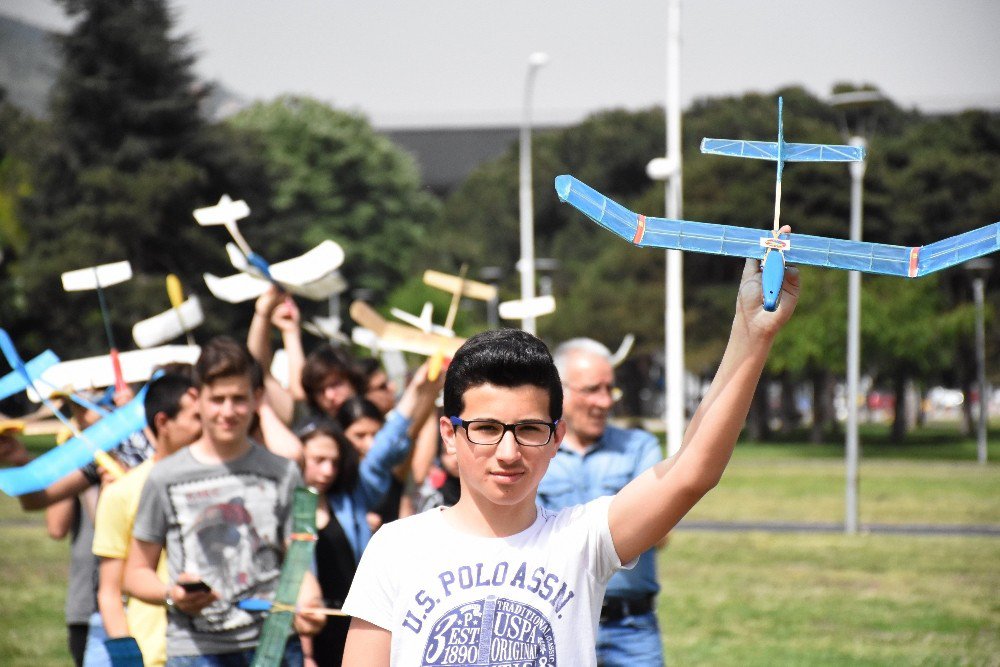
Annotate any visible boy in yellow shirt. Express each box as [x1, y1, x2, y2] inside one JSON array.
[[92, 372, 201, 665]]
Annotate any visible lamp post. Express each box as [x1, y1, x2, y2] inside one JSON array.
[[645, 0, 685, 456], [830, 89, 883, 535], [965, 257, 993, 464], [518, 51, 549, 335]]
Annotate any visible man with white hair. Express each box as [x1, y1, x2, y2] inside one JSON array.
[[538, 338, 665, 666]]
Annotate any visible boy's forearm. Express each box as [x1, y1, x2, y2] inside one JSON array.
[[98, 558, 131, 637]]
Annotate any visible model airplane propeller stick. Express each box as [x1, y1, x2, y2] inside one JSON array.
[[556, 97, 999, 310], [166, 274, 196, 345], [61, 260, 133, 393]]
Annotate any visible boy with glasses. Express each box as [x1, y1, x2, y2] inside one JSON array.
[[342, 259, 798, 666]]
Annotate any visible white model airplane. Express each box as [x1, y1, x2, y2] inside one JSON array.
[[132, 295, 204, 348], [24, 345, 200, 402], [302, 315, 351, 346], [498, 295, 556, 321], [390, 302, 455, 337], [194, 194, 347, 303]]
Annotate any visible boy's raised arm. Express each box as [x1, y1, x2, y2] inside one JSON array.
[[609, 257, 799, 564]]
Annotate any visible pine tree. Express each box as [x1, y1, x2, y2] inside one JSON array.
[[14, 0, 266, 356]]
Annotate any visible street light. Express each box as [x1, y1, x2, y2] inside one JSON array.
[[518, 51, 549, 335], [965, 257, 993, 464], [830, 89, 884, 535], [646, 0, 685, 456]]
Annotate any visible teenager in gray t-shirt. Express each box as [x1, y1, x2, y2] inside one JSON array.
[[132, 441, 301, 657]]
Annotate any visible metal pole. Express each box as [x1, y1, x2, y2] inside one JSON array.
[[519, 53, 547, 336], [973, 276, 988, 464], [664, 0, 685, 456], [845, 136, 866, 535]]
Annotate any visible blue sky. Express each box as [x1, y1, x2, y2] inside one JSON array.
[[6, 0, 999, 128]]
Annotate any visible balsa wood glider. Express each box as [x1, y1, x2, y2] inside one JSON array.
[[556, 98, 999, 311], [349, 301, 465, 359], [194, 195, 347, 303]]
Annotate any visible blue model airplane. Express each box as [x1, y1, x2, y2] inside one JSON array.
[[555, 98, 999, 310], [0, 329, 149, 496]]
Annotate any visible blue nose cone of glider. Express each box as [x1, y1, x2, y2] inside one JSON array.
[[761, 252, 785, 312]]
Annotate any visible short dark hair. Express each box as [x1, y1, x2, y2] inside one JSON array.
[[355, 357, 383, 383], [144, 372, 195, 436], [336, 396, 385, 431], [443, 328, 562, 420], [300, 344, 364, 413], [194, 336, 261, 388], [297, 419, 360, 495]]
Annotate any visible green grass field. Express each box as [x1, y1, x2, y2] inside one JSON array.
[[1, 431, 997, 665]]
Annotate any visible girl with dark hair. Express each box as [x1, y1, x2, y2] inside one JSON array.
[[298, 421, 362, 666], [300, 363, 443, 664]]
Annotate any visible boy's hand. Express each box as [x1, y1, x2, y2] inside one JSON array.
[[271, 296, 301, 334], [293, 605, 326, 636], [0, 433, 31, 467], [171, 574, 218, 616], [734, 225, 799, 341], [254, 286, 284, 320]]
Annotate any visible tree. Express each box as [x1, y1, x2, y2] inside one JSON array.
[[11, 0, 269, 357], [224, 97, 442, 318]]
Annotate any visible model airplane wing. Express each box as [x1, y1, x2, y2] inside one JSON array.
[[25, 345, 200, 402], [0, 350, 60, 401], [203, 271, 269, 303], [132, 296, 204, 348], [350, 301, 465, 358], [0, 384, 149, 496], [207, 241, 346, 303], [423, 270, 497, 302], [498, 295, 556, 320], [700, 139, 865, 162], [554, 174, 1000, 278]]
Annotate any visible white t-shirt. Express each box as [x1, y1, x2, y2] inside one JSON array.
[[342, 496, 629, 666]]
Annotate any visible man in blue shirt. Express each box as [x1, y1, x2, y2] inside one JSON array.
[[538, 338, 665, 666]]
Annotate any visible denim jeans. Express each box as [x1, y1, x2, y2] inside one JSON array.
[[596, 611, 665, 666], [82, 612, 112, 667], [166, 636, 303, 667]]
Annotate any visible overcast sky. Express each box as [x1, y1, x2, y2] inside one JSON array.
[[5, 0, 1000, 128]]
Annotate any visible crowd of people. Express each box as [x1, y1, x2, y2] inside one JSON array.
[[0, 255, 798, 666]]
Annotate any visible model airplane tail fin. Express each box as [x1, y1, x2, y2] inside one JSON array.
[[193, 195, 250, 226]]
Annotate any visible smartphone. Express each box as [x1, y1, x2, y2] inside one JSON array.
[[178, 580, 212, 594]]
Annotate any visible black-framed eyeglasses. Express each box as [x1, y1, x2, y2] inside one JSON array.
[[449, 417, 559, 447]]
